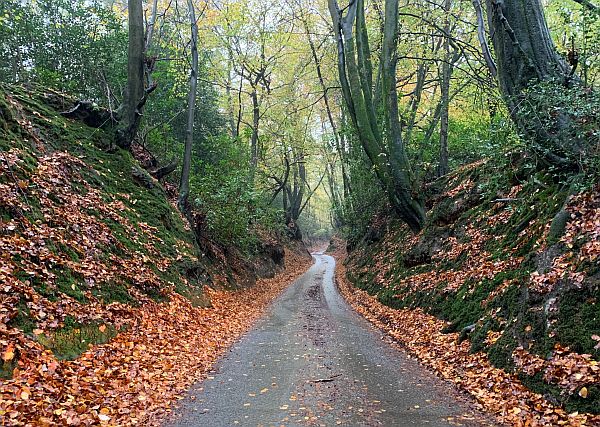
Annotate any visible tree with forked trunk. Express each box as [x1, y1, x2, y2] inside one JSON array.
[[328, 0, 426, 233]]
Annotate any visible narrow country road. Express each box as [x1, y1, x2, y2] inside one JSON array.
[[168, 254, 496, 427]]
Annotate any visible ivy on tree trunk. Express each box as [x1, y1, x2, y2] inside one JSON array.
[[485, 0, 593, 169]]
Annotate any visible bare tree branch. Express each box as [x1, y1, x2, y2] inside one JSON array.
[[472, 0, 497, 77]]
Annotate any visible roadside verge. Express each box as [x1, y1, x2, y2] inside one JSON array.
[[1, 248, 312, 426], [329, 242, 599, 427]]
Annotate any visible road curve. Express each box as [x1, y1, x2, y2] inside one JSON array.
[[167, 254, 496, 427]]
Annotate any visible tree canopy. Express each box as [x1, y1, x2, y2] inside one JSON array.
[[1, 0, 598, 241]]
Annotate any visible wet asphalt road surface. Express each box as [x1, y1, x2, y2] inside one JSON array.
[[167, 254, 497, 427]]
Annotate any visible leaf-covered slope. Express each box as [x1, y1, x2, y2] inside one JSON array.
[[0, 84, 312, 425], [345, 156, 600, 415], [0, 84, 213, 363]]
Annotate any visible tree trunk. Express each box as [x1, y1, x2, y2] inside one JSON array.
[[438, 70, 450, 176], [437, 0, 452, 177], [485, 0, 587, 167], [226, 60, 238, 139], [178, 0, 199, 212], [152, 160, 178, 180], [326, 161, 339, 220], [144, 0, 159, 90], [304, 17, 348, 222], [250, 89, 260, 180], [116, 0, 146, 150], [486, 0, 570, 107], [328, 0, 425, 232], [145, 0, 159, 52], [404, 63, 428, 147], [380, 0, 425, 232], [339, 108, 353, 200]]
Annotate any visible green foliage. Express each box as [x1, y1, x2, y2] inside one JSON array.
[[138, 45, 286, 251], [189, 135, 283, 252], [547, 0, 600, 86], [337, 139, 386, 246], [448, 114, 522, 168], [518, 79, 600, 176], [407, 105, 521, 179], [0, 0, 127, 100], [143, 52, 225, 153]]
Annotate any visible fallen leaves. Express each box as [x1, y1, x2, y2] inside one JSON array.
[[530, 190, 600, 295], [1, 148, 180, 338], [2, 343, 15, 362], [513, 346, 600, 395], [331, 244, 600, 427], [335, 171, 600, 425], [0, 248, 311, 425], [0, 126, 313, 426]]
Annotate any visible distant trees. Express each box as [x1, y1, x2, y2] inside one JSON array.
[[2, 0, 597, 243], [218, 1, 292, 184]]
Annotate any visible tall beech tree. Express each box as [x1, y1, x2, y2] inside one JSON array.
[[485, 0, 594, 168], [328, 0, 425, 232]]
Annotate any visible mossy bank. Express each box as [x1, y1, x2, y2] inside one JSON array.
[[344, 154, 600, 414], [0, 84, 294, 373]]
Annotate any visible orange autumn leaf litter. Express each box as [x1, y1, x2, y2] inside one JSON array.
[[0, 250, 311, 426], [330, 244, 600, 427]]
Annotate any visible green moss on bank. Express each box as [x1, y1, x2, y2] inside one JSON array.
[[346, 152, 600, 414], [0, 83, 209, 333]]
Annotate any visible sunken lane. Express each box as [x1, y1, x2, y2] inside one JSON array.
[[167, 254, 497, 426]]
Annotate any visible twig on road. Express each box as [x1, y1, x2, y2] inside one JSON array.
[[308, 374, 342, 383]]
